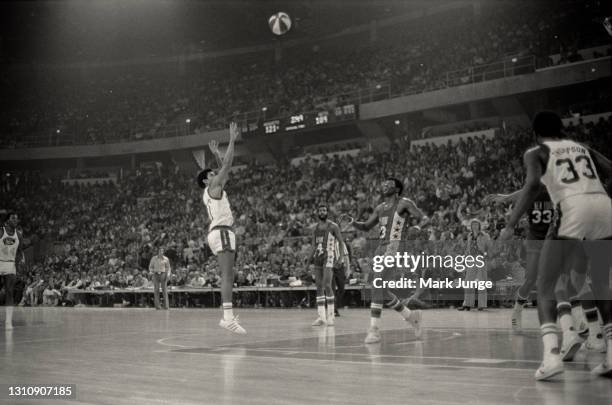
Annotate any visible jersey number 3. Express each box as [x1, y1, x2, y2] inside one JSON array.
[[556, 155, 597, 184]]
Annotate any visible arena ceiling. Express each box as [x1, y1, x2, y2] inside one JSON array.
[[0, 0, 435, 64]]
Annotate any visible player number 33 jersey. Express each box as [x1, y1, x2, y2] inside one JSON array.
[[540, 140, 607, 205]]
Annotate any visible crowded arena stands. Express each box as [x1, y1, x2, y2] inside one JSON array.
[[2, 114, 611, 307], [1, 0, 611, 309]]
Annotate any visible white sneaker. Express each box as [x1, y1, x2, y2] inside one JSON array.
[[326, 317, 335, 327], [406, 309, 422, 338], [511, 308, 522, 332], [583, 336, 606, 353], [591, 362, 612, 377], [219, 316, 246, 335], [535, 354, 564, 381], [311, 317, 326, 327], [364, 326, 381, 344], [560, 332, 582, 361]]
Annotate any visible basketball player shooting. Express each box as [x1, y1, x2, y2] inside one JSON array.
[[499, 111, 612, 380], [197, 122, 246, 334]]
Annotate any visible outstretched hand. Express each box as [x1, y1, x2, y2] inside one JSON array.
[[229, 122, 240, 142], [483, 194, 506, 205], [338, 213, 355, 232], [208, 139, 219, 155]]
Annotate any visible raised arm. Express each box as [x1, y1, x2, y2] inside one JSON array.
[[208, 139, 224, 168], [208, 122, 239, 196], [456, 202, 466, 223]]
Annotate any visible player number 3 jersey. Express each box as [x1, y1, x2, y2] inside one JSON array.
[[203, 187, 234, 230], [540, 140, 607, 205], [379, 200, 411, 243]]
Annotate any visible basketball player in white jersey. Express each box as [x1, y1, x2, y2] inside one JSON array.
[[500, 111, 612, 379], [1, 213, 23, 330], [197, 122, 246, 334]]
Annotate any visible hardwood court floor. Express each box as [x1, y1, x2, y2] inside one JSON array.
[[1, 307, 610, 405]]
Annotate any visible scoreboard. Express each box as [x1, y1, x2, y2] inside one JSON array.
[[243, 104, 358, 135]]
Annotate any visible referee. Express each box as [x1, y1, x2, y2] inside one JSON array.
[[149, 246, 171, 310]]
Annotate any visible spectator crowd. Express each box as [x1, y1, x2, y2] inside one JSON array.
[[2, 115, 611, 307]]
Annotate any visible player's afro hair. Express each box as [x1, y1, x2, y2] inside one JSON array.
[[197, 169, 214, 189], [387, 177, 404, 196], [532, 111, 563, 138]]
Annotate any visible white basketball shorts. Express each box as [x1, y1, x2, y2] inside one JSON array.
[[555, 193, 612, 240], [207, 227, 236, 255]]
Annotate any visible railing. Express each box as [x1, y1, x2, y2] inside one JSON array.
[[2, 56, 537, 149], [68, 282, 521, 309]]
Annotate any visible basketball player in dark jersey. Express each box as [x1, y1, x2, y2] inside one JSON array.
[[488, 184, 601, 355], [486, 186, 553, 329], [310, 204, 349, 327], [346, 178, 428, 344], [500, 111, 612, 379]]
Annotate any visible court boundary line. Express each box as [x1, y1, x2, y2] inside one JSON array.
[[212, 346, 594, 366], [155, 347, 595, 375]]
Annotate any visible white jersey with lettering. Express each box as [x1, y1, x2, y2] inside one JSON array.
[[0, 227, 19, 275], [539, 140, 612, 239], [203, 187, 234, 231], [540, 140, 607, 206]]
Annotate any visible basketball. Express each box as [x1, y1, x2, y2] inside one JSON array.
[[268, 12, 292, 36]]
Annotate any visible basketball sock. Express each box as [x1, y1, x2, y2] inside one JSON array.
[[513, 301, 524, 311], [388, 296, 411, 319], [603, 323, 612, 342], [316, 296, 326, 321], [557, 302, 574, 335], [326, 296, 335, 321], [370, 303, 382, 328], [5, 306, 13, 326], [584, 307, 603, 339], [222, 302, 234, 321], [541, 323, 559, 357]]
